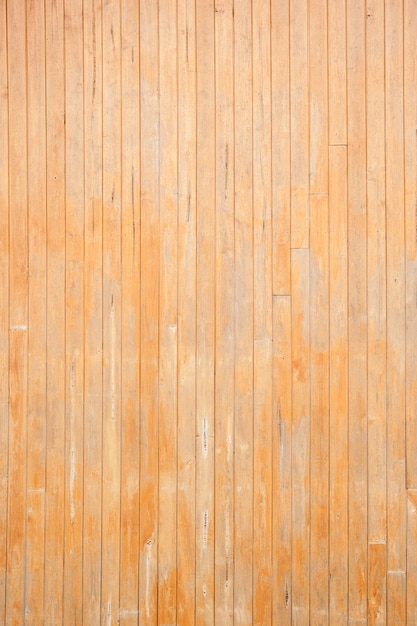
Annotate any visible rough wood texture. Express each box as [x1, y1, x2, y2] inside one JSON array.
[[1, 0, 415, 623]]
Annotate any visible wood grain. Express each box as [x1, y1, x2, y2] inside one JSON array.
[[0, 1, 414, 623]]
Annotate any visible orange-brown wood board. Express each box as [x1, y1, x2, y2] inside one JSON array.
[[1, 0, 416, 623]]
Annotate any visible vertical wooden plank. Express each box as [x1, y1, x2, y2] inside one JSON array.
[[272, 296, 291, 625], [290, 0, 309, 247], [214, 0, 234, 622], [404, 0, 417, 493], [102, 0, 122, 620], [407, 490, 417, 623], [0, 0, 8, 620], [139, 0, 159, 621], [309, 0, 328, 194], [177, 0, 197, 622], [329, 146, 348, 625], [368, 543, 387, 625], [328, 0, 347, 145], [271, 0, 290, 294], [6, 0, 28, 621], [366, 0, 387, 547], [252, 1, 272, 624], [83, 0, 103, 622], [119, 0, 140, 623], [385, 0, 406, 619], [347, 0, 367, 619], [26, 0, 47, 620], [158, 0, 178, 622], [44, 0, 66, 619], [234, 0, 253, 622], [64, 0, 84, 622], [291, 248, 310, 625], [310, 194, 329, 624], [195, 0, 215, 622]]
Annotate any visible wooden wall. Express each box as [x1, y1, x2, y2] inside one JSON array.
[[1, 0, 416, 623]]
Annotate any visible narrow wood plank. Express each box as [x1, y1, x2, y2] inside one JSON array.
[[291, 248, 310, 625], [253, 2, 272, 623], [64, 0, 84, 621], [177, 0, 197, 622], [385, 0, 407, 620], [404, 0, 417, 491], [309, 0, 328, 194], [310, 194, 329, 624], [119, 0, 140, 622], [139, 0, 160, 621], [233, 0, 253, 622], [387, 572, 406, 625], [44, 0, 66, 619], [26, 492, 45, 625], [329, 146, 348, 625], [272, 296, 291, 625], [407, 490, 417, 622], [368, 543, 387, 625], [5, 0, 28, 623], [366, 0, 386, 544], [102, 0, 122, 620], [271, 0, 290, 294], [290, 0, 309, 247], [214, 1, 234, 622], [328, 0, 347, 145], [158, 0, 178, 622], [26, 0, 47, 620], [0, 0, 8, 619], [347, 0, 368, 619], [83, 0, 103, 621], [195, 0, 215, 622]]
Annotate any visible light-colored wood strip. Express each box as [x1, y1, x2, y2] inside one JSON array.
[[310, 194, 330, 623], [272, 296, 291, 625], [407, 490, 417, 622], [102, 0, 122, 620], [26, 0, 46, 620], [195, 0, 215, 622], [44, 0, 66, 619], [385, 2, 407, 619], [404, 0, 417, 264], [387, 572, 406, 624], [6, 0, 28, 623], [290, 0, 309, 248], [158, 0, 178, 622], [177, 0, 197, 622], [368, 543, 387, 625], [139, 0, 159, 622], [347, 0, 367, 619], [0, 1, 8, 619], [253, 337, 272, 626], [253, 1, 272, 623], [26, 491, 46, 626], [329, 145, 348, 625], [7, 331, 28, 625], [328, 0, 347, 145], [233, 0, 253, 622], [64, 0, 84, 621], [271, 0, 290, 294], [366, 0, 386, 544], [214, 0, 234, 622], [404, 0, 417, 491], [83, 0, 103, 621], [119, 0, 140, 622], [309, 0, 328, 194], [291, 248, 310, 624]]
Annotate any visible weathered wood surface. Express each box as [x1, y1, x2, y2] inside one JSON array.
[[0, 0, 415, 623]]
